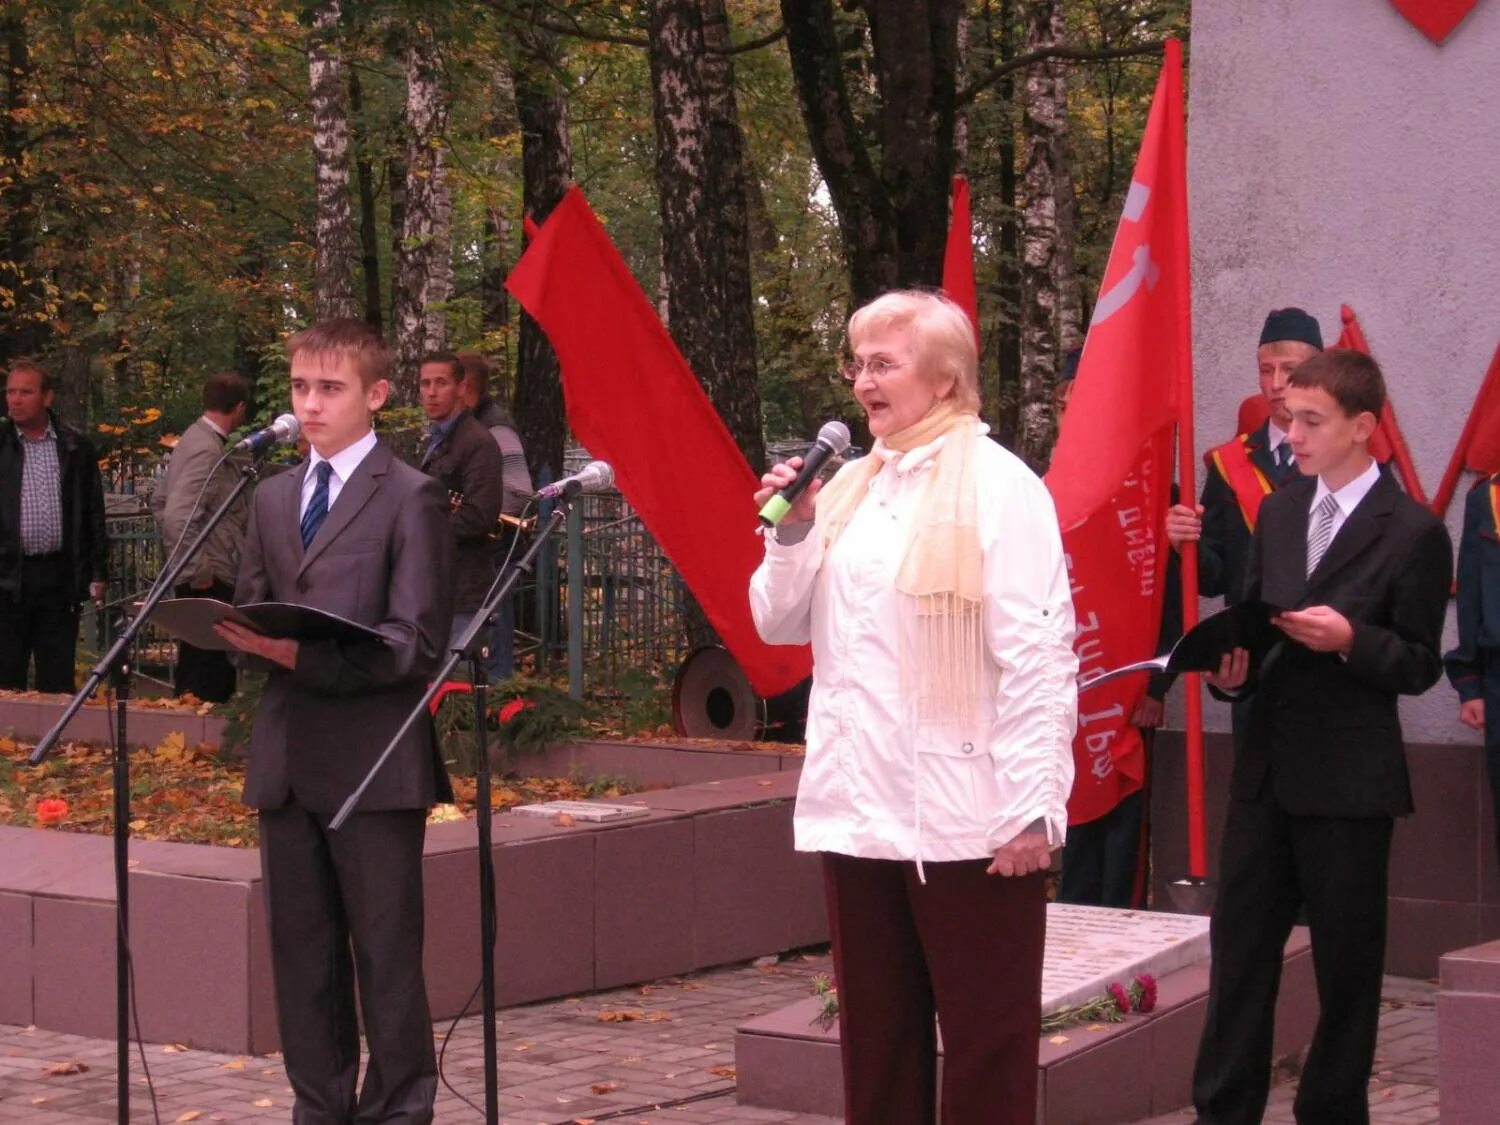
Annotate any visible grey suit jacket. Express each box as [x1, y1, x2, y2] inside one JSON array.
[[154, 417, 250, 588], [233, 439, 455, 813]]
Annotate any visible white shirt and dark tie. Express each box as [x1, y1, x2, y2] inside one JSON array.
[[298, 429, 377, 547]]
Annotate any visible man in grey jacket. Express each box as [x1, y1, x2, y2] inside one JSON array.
[[154, 372, 250, 701]]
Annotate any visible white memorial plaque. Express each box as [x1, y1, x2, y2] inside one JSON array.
[[1040, 904, 1210, 1013], [510, 800, 651, 823]]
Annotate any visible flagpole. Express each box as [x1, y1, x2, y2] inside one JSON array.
[[1163, 37, 1209, 883]]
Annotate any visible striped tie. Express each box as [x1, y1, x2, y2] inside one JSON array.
[[300, 461, 333, 549], [1305, 493, 1339, 577]]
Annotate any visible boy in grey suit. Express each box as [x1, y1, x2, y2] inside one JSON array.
[[218, 319, 453, 1125]]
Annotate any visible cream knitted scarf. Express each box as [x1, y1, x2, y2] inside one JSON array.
[[814, 401, 985, 725]]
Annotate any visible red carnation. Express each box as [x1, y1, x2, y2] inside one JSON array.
[[1134, 974, 1158, 1014], [1108, 982, 1131, 1014], [35, 798, 69, 825], [497, 698, 536, 724]]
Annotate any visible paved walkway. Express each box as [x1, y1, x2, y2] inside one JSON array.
[[0, 957, 1438, 1123]]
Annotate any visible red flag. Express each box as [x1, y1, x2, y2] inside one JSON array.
[[1433, 339, 1500, 517], [1044, 43, 1190, 532], [942, 175, 979, 342], [1062, 429, 1173, 825], [504, 187, 812, 698], [1330, 305, 1426, 501]]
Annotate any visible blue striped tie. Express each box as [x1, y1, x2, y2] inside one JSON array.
[[300, 461, 333, 549]]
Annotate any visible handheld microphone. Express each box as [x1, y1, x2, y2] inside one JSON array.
[[535, 460, 615, 501], [758, 420, 851, 526], [233, 413, 301, 455]]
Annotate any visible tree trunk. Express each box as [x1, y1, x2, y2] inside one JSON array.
[[0, 8, 47, 364], [349, 68, 382, 331], [1016, 0, 1079, 468], [480, 61, 517, 345], [308, 0, 359, 321], [510, 31, 572, 485], [993, 0, 1022, 446], [780, 0, 962, 305], [391, 24, 451, 401], [647, 0, 765, 470]]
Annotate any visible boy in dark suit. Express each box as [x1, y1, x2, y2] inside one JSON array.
[[1445, 470, 1500, 863], [217, 319, 454, 1125], [1191, 349, 1452, 1124]]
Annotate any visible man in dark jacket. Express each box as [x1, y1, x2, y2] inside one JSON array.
[[418, 352, 506, 649], [0, 360, 109, 692]]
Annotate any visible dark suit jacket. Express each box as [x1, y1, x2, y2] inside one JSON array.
[[1230, 471, 1452, 818], [1197, 421, 1300, 605], [421, 411, 505, 612], [234, 440, 455, 813], [1444, 474, 1500, 704]]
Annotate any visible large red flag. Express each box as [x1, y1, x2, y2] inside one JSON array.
[[1045, 42, 1190, 532], [1060, 431, 1174, 825], [505, 187, 812, 698], [942, 175, 979, 341]]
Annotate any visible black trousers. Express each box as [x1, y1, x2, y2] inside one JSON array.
[[172, 580, 237, 702], [823, 853, 1047, 1125], [1193, 798, 1393, 1125], [0, 552, 79, 693], [259, 799, 437, 1125], [1058, 788, 1146, 908]]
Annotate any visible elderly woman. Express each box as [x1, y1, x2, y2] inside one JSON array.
[[750, 290, 1078, 1124]]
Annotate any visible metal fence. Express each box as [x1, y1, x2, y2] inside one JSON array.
[[98, 487, 695, 698]]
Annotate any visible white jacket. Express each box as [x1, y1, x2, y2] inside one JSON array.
[[750, 425, 1078, 869]]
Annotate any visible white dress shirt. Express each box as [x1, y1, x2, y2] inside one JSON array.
[[300, 429, 378, 518], [750, 423, 1078, 869]]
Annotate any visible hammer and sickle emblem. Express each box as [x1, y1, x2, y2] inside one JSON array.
[[1090, 181, 1161, 327]]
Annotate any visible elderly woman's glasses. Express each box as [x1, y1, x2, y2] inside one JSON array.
[[841, 357, 908, 383]]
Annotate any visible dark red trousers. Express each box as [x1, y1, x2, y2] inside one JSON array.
[[822, 853, 1047, 1125]]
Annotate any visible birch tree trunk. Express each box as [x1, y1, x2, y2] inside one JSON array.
[[647, 0, 765, 470], [1017, 0, 1081, 467], [308, 0, 358, 321], [511, 31, 572, 485], [391, 23, 452, 401], [480, 61, 519, 342]]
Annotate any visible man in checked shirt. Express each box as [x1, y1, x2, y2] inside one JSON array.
[[0, 360, 108, 692]]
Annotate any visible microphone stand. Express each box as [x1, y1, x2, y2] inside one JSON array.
[[28, 452, 272, 1125], [331, 498, 572, 1125]]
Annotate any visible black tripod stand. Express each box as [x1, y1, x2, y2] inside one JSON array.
[[332, 499, 573, 1124], [27, 454, 270, 1125]]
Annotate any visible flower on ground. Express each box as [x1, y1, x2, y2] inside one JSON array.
[[1108, 982, 1132, 1014], [497, 698, 536, 724], [35, 798, 69, 825]]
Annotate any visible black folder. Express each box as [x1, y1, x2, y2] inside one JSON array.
[[1079, 600, 1285, 692], [149, 597, 386, 652]]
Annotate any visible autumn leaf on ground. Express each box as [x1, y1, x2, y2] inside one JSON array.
[[154, 731, 188, 762], [1048, 1035, 1069, 1045], [595, 1009, 669, 1023], [253, 1099, 273, 1108], [41, 1060, 88, 1075], [589, 1082, 619, 1095], [708, 1065, 736, 1079], [552, 812, 575, 827], [221, 1060, 245, 1070], [176, 1111, 201, 1122]]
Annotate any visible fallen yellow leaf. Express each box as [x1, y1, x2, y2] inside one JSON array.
[[222, 1060, 245, 1070], [253, 1099, 273, 1108], [177, 1112, 202, 1122], [590, 1082, 619, 1094], [42, 1060, 87, 1076], [1048, 1034, 1069, 1045]]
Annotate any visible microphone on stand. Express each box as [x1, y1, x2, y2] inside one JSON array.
[[758, 421, 851, 526], [535, 460, 615, 501], [232, 413, 301, 455]]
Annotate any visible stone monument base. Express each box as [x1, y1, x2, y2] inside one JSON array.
[[736, 905, 1319, 1123]]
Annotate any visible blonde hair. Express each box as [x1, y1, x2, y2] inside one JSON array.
[[847, 290, 981, 413], [287, 318, 392, 388], [1257, 339, 1319, 362]]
